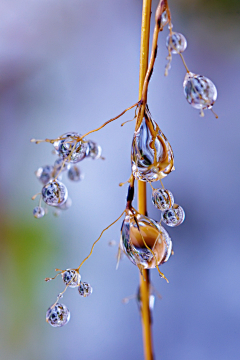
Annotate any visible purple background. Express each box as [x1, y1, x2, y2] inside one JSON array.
[[0, 0, 239, 359]]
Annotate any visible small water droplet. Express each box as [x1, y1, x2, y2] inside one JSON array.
[[86, 140, 102, 160], [183, 72, 217, 110], [152, 188, 174, 211], [53, 158, 70, 173], [166, 32, 187, 54], [78, 282, 93, 297], [35, 165, 53, 185], [162, 204, 185, 227], [68, 165, 83, 182], [33, 206, 45, 219], [58, 197, 72, 210], [160, 10, 168, 29]]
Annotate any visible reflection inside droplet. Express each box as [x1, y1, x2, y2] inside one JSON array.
[[131, 108, 174, 182], [120, 209, 172, 269]]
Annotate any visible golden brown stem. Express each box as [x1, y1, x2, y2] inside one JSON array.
[[138, 0, 154, 359]]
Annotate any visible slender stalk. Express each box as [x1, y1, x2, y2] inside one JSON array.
[[138, 1, 154, 359]]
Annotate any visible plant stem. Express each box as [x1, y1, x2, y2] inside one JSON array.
[[138, 1, 154, 359]]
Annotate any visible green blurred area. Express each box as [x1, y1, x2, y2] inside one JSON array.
[[176, 0, 240, 14], [0, 212, 60, 353]]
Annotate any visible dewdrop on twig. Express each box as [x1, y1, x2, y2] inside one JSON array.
[[166, 32, 187, 54], [33, 206, 45, 219], [162, 204, 185, 227], [152, 188, 174, 211], [42, 180, 68, 207], [62, 269, 81, 288], [53, 132, 87, 163], [78, 282, 93, 297], [46, 303, 70, 327], [120, 209, 172, 270], [183, 72, 217, 116], [131, 109, 174, 182]]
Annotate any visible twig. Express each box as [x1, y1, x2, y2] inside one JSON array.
[[138, 1, 154, 359]]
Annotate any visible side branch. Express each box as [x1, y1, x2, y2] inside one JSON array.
[[80, 102, 139, 140]]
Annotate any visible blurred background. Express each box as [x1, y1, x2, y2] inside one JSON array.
[[0, 0, 239, 359]]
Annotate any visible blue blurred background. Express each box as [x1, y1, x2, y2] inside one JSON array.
[[0, 0, 240, 359]]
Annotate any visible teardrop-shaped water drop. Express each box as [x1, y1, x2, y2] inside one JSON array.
[[120, 209, 172, 269], [131, 110, 174, 182]]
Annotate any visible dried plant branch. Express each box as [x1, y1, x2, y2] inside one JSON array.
[[138, 1, 154, 359]]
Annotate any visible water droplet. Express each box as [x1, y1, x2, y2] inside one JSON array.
[[131, 110, 174, 182], [160, 10, 168, 29], [162, 204, 185, 227], [35, 165, 53, 185], [166, 32, 187, 54], [137, 286, 155, 311], [46, 303, 70, 327], [33, 206, 45, 219], [58, 197, 72, 210], [183, 72, 217, 110], [53, 209, 61, 217], [53, 132, 87, 163], [42, 180, 68, 207], [53, 158, 70, 173], [86, 140, 102, 159], [78, 282, 93, 297], [152, 188, 174, 211], [120, 209, 172, 269], [62, 269, 81, 288], [68, 165, 83, 182]]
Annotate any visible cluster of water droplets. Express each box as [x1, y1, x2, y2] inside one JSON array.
[[32, 132, 102, 219], [152, 187, 185, 227], [46, 268, 93, 327]]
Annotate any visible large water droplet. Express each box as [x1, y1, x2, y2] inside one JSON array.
[[53, 132, 88, 163], [62, 269, 81, 288], [131, 110, 174, 182], [120, 209, 172, 269], [183, 72, 217, 110], [46, 303, 70, 327], [42, 180, 68, 207]]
